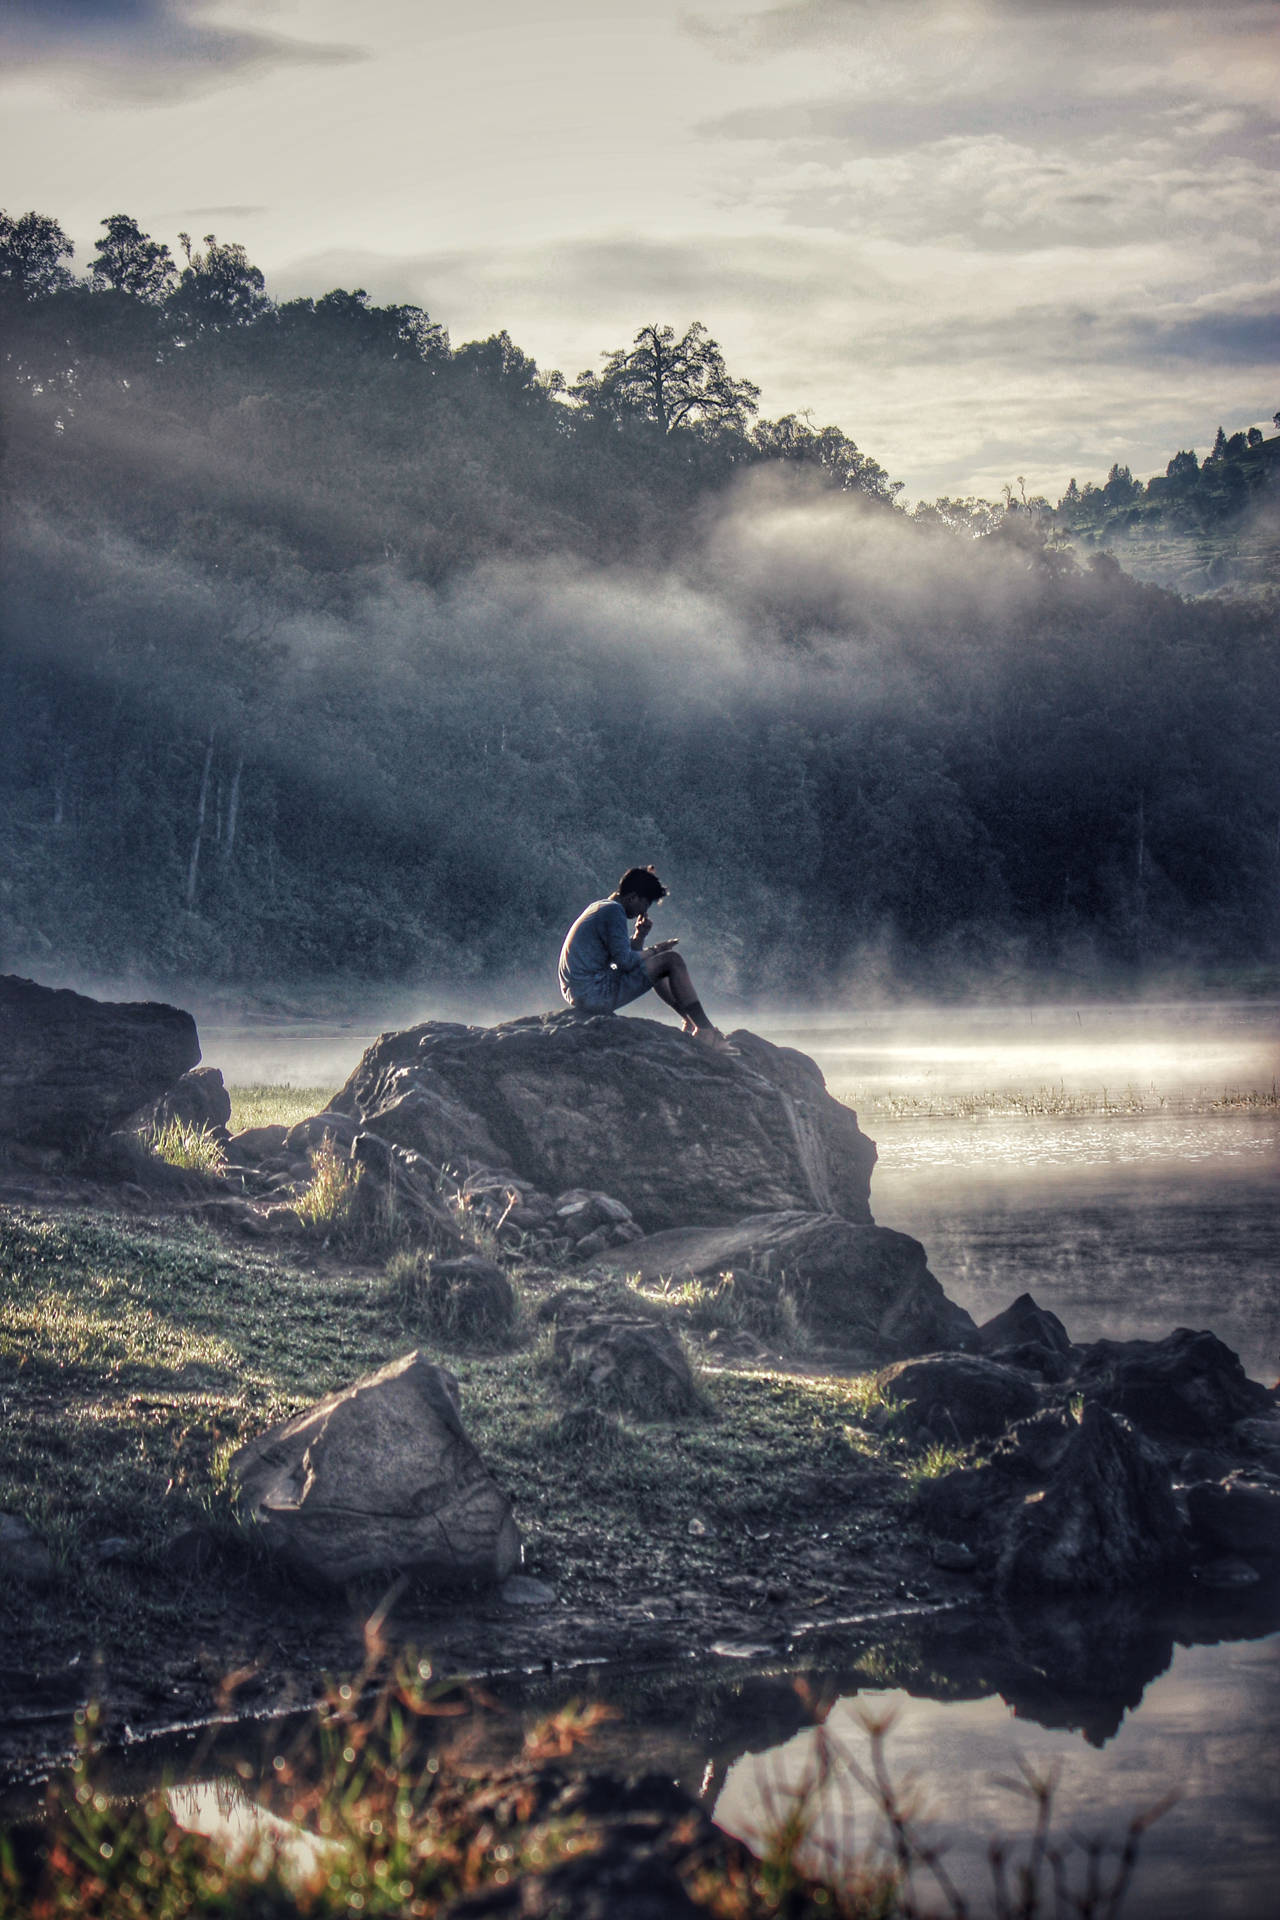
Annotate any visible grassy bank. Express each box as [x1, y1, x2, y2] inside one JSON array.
[[0, 1183, 927, 1716]]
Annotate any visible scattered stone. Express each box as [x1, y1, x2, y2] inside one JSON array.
[[0, 1513, 54, 1584], [874, 1353, 1039, 1443], [552, 1317, 707, 1421], [499, 1575, 558, 1609], [997, 1402, 1186, 1594], [229, 1351, 521, 1588], [603, 1211, 975, 1357], [1186, 1475, 1280, 1561], [1073, 1327, 1269, 1442], [0, 973, 200, 1147], [1196, 1556, 1262, 1590], [326, 1011, 877, 1233]]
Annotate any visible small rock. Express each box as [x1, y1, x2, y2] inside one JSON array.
[[687, 1517, 708, 1537], [91, 1537, 134, 1564], [553, 1405, 625, 1451], [1196, 1556, 1261, 1590], [226, 1123, 290, 1164], [1233, 1414, 1280, 1473], [0, 1513, 54, 1584], [875, 1353, 1039, 1444], [144, 1065, 232, 1141], [499, 1575, 558, 1609], [976, 1292, 1073, 1360], [418, 1256, 516, 1340], [1180, 1447, 1236, 1482], [931, 1540, 979, 1572], [552, 1316, 707, 1421], [1186, 1476, 1280, 1561]]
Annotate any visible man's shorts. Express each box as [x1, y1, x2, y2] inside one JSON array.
[[570, 965, 654, 1014]]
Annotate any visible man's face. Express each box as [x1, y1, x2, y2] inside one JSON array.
[[619, 890, 654, 919]]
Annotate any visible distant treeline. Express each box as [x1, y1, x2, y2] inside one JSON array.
[[2, 208, 1278, 997]]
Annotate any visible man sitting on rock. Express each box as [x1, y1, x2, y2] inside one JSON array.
[[558, 866, 735, 1051]]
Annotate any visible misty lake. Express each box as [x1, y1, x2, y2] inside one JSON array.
[[196, 995, 1280, 1914]]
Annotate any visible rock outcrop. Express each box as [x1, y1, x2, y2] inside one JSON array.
[[603, 1211, 976, 1356], [997, 1402, 1186, 1593], [917, 1401, 1187, 1595], [0, 973, 200, 1148], [229, 1351, 520, 1588], [1072, 1327, 1270, 1441], [876, 1352, 1039, 1441], [327, 1013, 877, 1234]]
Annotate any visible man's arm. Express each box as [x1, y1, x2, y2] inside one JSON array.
[[602, 901, 647, 972]]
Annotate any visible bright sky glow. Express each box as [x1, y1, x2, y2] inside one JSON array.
[[3, 0, 1277, 498]]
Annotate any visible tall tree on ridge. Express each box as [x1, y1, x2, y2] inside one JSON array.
[[572, 322, 760, 434]]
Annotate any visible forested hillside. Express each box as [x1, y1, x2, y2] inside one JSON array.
[[2, 209, 1278, 1000]]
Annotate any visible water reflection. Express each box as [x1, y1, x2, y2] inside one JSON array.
[[714, 1626, 1280, 1919]]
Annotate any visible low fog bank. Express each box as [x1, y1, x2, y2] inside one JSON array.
[[5, 454, 1279, 1002]]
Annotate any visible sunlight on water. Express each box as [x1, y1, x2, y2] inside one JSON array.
[[878, 1113, 1279, 1173], [165, 1779, 337, 1885], [714, 1635, 1280, 1920]]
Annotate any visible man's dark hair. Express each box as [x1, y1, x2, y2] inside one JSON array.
[[616, 865, 668, 904]]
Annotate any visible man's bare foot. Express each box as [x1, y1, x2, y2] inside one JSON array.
[[690, 1025, 738, 1054], [681, 1016, 697, 1035]]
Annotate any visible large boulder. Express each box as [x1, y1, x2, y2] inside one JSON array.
[[327, 1013, 876, 1234], [228, 1351, 520, 1588], [1073, 1328, 1270, 1443], [0, 973, 200, 1148], [602, 1211, 975, 1357], [997, 1403, 1186, 1594]]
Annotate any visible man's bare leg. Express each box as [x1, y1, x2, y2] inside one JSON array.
[[642, 950, 730, 1046]]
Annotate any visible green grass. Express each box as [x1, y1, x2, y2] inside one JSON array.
[[0, 1203, 906, 1648], [627, 1270, 805, 1348], [292, 1136, 363, 1232], [225, 1084, 335, 1133], [147, 1118, 228, 1177]]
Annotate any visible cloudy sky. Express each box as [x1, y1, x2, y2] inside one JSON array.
[[3, 0, 1276, 499]]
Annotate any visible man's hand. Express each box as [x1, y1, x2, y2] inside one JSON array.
[[633, 914, 652, 946], [650, 937, 679, 953]]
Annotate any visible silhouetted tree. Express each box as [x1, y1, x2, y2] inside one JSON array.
[[89, 214, 175, 301], [0, 208, 74, 301], [572, 322, 760, 434], [170, 232, 270, 332]]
